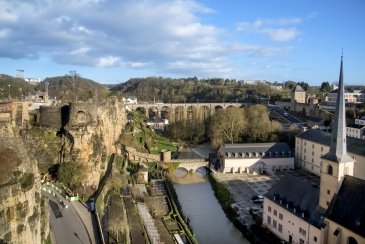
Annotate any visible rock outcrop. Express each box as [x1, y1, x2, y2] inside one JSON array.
[[60, 96, 127, 186], [0, 123, 42, 243]]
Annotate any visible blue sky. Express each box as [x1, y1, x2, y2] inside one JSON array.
[[0, 0, 364, 85]]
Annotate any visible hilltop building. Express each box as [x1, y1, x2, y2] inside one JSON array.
[[263, 56, 365, 244]]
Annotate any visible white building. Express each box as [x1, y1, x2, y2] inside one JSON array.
[[263, 175, 323, 244], [295, 129, 365, 178], [346, 124, 365, 139], [327, 89, 365, 104], [355, 115, 365, 126], [263, 57, 365, 244], [217, 143, 294, 174]]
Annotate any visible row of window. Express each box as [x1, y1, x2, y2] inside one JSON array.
[[267, 216, 283, 233]]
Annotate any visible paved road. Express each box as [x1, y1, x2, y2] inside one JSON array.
[[44, 191, 91, 244]]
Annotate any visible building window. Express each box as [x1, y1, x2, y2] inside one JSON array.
[[326, 201, 330, 206], [278, 224, 282, 233], [274, 210, 277, 216], [348, 236, 358, 244], [327, 190, 330, 195], [273, 220, 277, 229], [312, 158, 314, 163], [314, 236, 318, 242], [328, 165, 333, 175], [268, 206, 271, 212], [312, 151, 314, 156], [321, 147, 323, 152], [304, 142, 306, 146], [267, 216, 271, 225], [279, 213, 283, 220], [299, 227, 306, 236], [312, 144, 314, 149], [300, 239, 304, 244], [304, 155, 306, 160], [304, 149, 306, 153]]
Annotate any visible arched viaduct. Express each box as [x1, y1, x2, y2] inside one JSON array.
[[128, 102, 243, 123]]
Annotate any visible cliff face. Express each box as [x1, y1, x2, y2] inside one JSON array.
[[0, 124, 42, 244], [62, 96, 127, 186]]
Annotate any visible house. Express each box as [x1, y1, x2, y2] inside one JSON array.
[[295, 129, 365, 178], [263, 175, 325, 244], [346, 123, 365, 139], [217, 143, 294, 174], [263, 56, 364, 244]]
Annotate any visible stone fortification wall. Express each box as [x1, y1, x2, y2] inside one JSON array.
[[123, 146, 160, 162], [68, 102, 97, 128], [0, 124, 42, 244], [38, 105, 62, 128]]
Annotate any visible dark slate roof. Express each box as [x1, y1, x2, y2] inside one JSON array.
[[308, 116, 324, 123], [347, 123, 365, 129], [292, 84, 305, 92], [296, 129, 365, 157], [221, 143, 292, 158], [265, 175, 325, 228], [328, 88, 351, 93], [326, 176, 365, 238]]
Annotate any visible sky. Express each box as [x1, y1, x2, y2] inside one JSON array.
[[0, 0, 364, 85]]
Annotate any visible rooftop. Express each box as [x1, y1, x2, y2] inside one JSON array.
[[292, 84, 305, 92], [326, 175, 365, 238], [220, 143, 292, 159], [265, 174, 325, 228], [347, 123, 365, 129], [296, 129, 365, 157]]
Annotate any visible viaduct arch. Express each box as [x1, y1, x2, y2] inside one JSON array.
[[128, 102, 243, 123]]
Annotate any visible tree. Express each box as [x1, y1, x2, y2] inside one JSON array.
[[297, 82, 309, 91], [284, 80, 296, 90], [209, 107, 246, 148], [244, 104, 280, 142], [57, 162, 86, 190], [320, 81, 332, 93]]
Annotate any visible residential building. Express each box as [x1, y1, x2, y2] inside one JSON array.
[[217, 143, 294, 174], [264, 56, 365, 244], [327, 89, 365, 104], [355, 115, 365, 126], [263, 175, 324, 244], [346, 123, 365, 139], [295, 130, 365, 178], [291, 85, 306, 104]]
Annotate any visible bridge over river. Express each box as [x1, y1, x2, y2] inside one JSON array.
[[127, 102, 244, 123]]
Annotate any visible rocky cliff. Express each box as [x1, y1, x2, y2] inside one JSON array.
[[61, 96, 127, 187], [0, 123, 42, 243]]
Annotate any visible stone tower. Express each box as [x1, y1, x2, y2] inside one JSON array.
[[319, 55, 355, 209]]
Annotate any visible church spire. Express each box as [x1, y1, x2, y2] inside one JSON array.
[[322, 54, 353, 163]]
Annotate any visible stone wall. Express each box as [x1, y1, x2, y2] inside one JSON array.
[[38, 105, 62, 128], [123, 146, 160, 162]]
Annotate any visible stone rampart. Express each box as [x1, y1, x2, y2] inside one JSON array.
[[38, 105, 62, 128]]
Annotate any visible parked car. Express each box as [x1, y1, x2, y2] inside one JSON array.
[[251, 195, 264, 204]]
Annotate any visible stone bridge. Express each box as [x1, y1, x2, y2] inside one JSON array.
[[127, 102, 243, 123], [172, 159, 210, 173]]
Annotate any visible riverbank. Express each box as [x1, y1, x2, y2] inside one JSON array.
[[209, 173, 282, 244]]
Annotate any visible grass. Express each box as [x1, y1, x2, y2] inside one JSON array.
[[209, 175, 235, 209]]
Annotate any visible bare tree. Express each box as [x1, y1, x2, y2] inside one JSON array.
[[69, 70, 79, 102], [209, 107, 246, 148]]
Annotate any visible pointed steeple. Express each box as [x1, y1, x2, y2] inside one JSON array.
[[322, 54, 353, 163]]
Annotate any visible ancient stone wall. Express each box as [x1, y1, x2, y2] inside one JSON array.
[[38, 105, 62, 128], [123, 146, 160, 162]]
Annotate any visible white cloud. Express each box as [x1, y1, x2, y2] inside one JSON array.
[[97, 56, 121, 67], [0, 29, 10, 38], [0, 0, 296, 78], [236, 16, 311, 42]]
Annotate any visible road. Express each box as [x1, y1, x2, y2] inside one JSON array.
[[44, 191, 91, 244]]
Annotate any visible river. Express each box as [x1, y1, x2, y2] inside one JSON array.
[[171, 172, 249, 244]]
